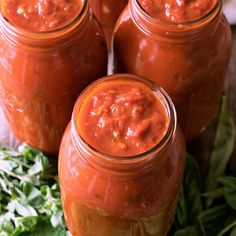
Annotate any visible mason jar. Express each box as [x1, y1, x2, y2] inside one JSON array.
[[112, 0, 232, 140], [59, 74, 186, 236], [0, 0, 107, 154]]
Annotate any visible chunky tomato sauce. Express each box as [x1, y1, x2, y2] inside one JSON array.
[[139, 0, 216, 22], [113, 0, 232, 140], [0, 0, 107, 154], [3, 0, 83, 31], [78, 80, 169, 156], [59, 75, 186, 236]]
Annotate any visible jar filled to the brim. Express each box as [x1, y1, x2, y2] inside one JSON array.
[[59, 74, 186, 236], [112, 0, 232, 141], [0, 0, 107, 154]]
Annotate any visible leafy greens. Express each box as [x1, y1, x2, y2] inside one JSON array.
[[173, 97, 236, 236], [0, 145, 66, 236]]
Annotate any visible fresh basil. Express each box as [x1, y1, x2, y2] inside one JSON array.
[[21, 221, 66, 236], [218, 176, 236, 211], [206, 97, 236, 204], [198, 204, 232, 236], [173, 225, 201, 236], [174, 153, 203, 230], [0, 144, 66, 236], [173, 96, 236, 236]]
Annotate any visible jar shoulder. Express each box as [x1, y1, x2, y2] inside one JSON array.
[[114, 10, 232, 46]]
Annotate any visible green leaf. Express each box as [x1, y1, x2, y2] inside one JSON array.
[[206, 97, 236, 206], [218, 176, 236, 210], [22, 221, 66, 236], [230, 227, 236, 236], [173, 225, 201, 236], [198, 204, 232, 236], [0, 213, 15, 235], [51, 211, 65, 228], [13, 216, 38, 235], [174, 185, 188, 229], [7, 200, 38, 217], [0, 145, 65, 235], [218, 220, 236, 236], [184, 154, 203, 220], [202, 188, 224, 199], [0, 160, 17, 172], [39, 184, 65, 228], [28, 155, 47, 176], [174, 153, 203, 229], [22, 182, 43, 206]]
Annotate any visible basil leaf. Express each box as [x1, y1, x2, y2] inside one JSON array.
[[173, 98, 236, 236], [174, 153, 203, 229], [174, 185, 188, 229], [202, 188, 224, 199], [218, 220, 236, 236], [12, 216, 38, 235], [0, 160, 17, 172], [0, 213, 15, 235], [39, 184, 65, 227], [206, 97, 236, 205], [230, 227, 236, 236], [0, 145, 66, 235], [198, 204, 232, 236], [218, 176, 236, 210], [173, 225, 201, 236], [22, 182, 43, 206], [21, 221, 66, 236]]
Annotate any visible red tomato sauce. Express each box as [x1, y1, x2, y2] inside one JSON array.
[[77, 80, 169, 156], [3, 0, 83, 31], [59, 75, 186, 235], [0, 0, 108, 154], [139, 0, 216, 22], [113, 0, 231, 140]]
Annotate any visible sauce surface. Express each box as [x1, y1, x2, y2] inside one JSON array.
[[3, 0, 83, 31], [139, 0, 216, 22], [77, 80, 169, 156]]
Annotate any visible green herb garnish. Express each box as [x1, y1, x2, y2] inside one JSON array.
[[0, 144, 66, 236], [173, 97, 236, 236]]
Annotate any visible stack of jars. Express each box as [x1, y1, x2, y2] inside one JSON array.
[[0, 0, 231, 235]]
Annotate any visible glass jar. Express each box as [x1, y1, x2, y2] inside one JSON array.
[[0, 0, 107, 154], [59, 74, 186, 236], [112, 0, 232, 141], [90, 0, 128, 50]]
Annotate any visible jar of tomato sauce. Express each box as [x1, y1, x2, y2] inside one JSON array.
[[112, 0, 232, 141], [0, 0, 107, 154], [59, 74, 185, 236], [90, 0, 128, 50]]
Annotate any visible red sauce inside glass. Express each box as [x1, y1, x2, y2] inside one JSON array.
[[113, 0, 231, 140], [0, 0, 108, 154], [59, 75, 186, 235], [139, 0, 216, 22], [3, 0, 83, 31], [78, 80, 169, 156]]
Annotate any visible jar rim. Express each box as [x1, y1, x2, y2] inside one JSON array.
[[0, 0, 88, 39], [71, 74, 177, 165], [131, 0, 222, 31]]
